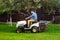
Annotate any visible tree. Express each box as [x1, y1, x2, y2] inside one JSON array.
[[41, 0, 60, 21], [0, 0, 60, 22], [0, 0, 14, 26]]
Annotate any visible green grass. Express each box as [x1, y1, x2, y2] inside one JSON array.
[[0, 23, 60, 40]]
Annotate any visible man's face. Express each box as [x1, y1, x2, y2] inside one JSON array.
[[31, 11, 34, 13]]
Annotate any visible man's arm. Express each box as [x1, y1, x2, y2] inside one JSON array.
[[25, 14, 33, 19]]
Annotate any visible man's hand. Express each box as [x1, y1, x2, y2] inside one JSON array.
[[25, 18, 27, 20], [25, 17, 29, 20], [25, 18, 28, 20]]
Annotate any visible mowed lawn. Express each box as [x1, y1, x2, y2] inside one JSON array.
[[0, 23, 60, 40]]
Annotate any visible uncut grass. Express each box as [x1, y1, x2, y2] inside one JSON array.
[[0, 24, 60, 40]]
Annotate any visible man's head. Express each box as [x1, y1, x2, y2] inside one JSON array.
[[29, 8, 36, 14]]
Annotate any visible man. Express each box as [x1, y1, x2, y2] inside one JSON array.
[[25, 9, 38, 27]]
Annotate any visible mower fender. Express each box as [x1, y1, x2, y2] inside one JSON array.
[[30, 23, 39, 29]]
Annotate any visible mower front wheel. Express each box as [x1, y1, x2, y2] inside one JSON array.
[[16, 28, 22, 33]]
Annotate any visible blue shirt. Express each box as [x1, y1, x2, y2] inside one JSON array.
[[27, 12, 37, 21]]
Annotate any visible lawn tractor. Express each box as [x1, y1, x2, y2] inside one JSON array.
[[16, 20, 48, 33]]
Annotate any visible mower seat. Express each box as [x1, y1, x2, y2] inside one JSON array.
[[31, 21, 37, 24], [32, 21, 37, 24]]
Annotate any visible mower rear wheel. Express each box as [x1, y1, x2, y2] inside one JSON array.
[[31, 26, 38, 33]]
